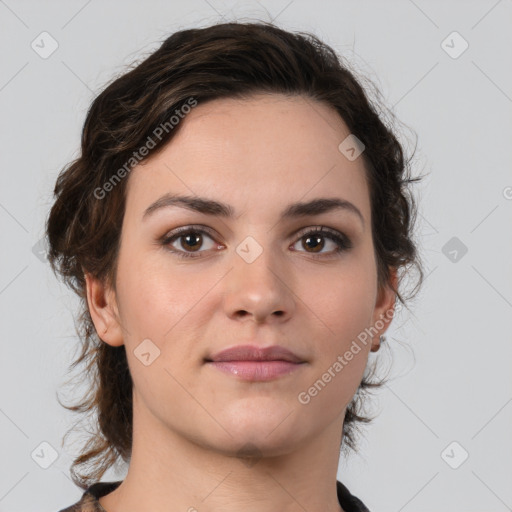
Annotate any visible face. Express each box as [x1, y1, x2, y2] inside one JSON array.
[[88, 93, 395, 458]]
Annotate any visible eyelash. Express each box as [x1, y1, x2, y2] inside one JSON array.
[[160, 225, 352, 260]]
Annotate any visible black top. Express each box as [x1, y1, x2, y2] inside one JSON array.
[[58, 480, 370, 512]]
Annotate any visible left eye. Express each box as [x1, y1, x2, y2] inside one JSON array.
[[290, 227, 351, 256], [161, 226, 351, 259]]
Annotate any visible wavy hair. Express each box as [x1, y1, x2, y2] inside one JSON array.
[[46, 20, 424, 489]]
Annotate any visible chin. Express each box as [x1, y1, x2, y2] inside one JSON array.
[[214, 406, 302, 453], [213, 431, 300, 460]]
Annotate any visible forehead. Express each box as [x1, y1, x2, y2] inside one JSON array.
[[125, 93, 371, 222]]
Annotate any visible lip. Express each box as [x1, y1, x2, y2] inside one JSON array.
[[205, 344, 306, 382], [207, 344, 304, 363], [207, 361, 304, 381]]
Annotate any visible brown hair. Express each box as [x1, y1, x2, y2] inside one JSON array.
[[46, 20, 424, 489]]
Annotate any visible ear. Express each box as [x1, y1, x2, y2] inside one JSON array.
[[84, 272, 124, 347], [370, 267, 398, 353]]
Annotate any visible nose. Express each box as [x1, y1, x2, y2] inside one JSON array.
[[222, 242, 296, 325]]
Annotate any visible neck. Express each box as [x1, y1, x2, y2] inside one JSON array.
[[99, 395, 346, 512]]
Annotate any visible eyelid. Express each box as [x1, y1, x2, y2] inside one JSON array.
[[160, 224, 219, 243], [292, 225, 352, 251], [160, 224, 352, 258]]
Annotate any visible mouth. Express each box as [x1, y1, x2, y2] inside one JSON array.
[[204, 344, 306, 381], [206, 344, 304, 363], [206, 360, 305, 381]]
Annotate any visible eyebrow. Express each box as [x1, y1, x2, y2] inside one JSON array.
[[142, 193, 365, 227]]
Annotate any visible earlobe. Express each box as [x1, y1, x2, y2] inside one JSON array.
[[84, 272, 124, 347], [370, 267, 398, 353]]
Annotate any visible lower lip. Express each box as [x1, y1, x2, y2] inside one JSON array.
[[207, 361, 304, 381]]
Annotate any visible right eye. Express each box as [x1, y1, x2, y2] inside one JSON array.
[[161, 226, 224, 259]]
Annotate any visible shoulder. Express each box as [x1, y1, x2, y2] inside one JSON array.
[[336, 480, 371, 512], [58, 480, 367, 512], [56, 481, 123, 512], [56, 494, 98, 512]]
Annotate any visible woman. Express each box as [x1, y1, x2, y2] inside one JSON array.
[[50, 20, 423, 512]]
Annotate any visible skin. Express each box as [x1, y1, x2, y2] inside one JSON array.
[[86, 93, 397, 512]]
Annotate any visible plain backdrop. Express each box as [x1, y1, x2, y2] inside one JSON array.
[[0, 1, 511, 511]]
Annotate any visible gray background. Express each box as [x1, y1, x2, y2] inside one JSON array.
[[1, 0, 511, 511]]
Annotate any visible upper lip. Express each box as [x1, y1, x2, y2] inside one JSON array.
[[206, 344, 304, 363]]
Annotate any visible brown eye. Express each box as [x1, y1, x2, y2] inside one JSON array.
[[180, 232, 203, 252], [291, 227, 352, 257], [302, 234, 325, 253], [162, 226, 221, 259]]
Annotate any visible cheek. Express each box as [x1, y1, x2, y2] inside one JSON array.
[[114, 252, 208, 418], [294, 274, 375, 420], [114, 249, 228, 391], [294, 254, 377, 399], [115, 244, 203, 339], [298, 255, 377, 342]]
